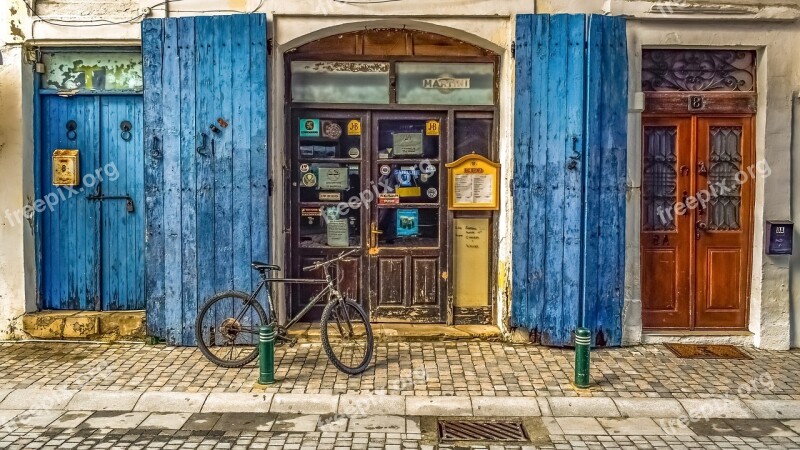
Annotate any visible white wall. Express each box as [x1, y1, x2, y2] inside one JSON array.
[[2, 0, 799, 346]]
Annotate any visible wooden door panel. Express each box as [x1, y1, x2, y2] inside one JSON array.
[[694, 117, 752, 329], [411, 257, 438, 305], [704, 249, 743, 310], [377, 257, 405, 306], [641, 117, 693, 329]]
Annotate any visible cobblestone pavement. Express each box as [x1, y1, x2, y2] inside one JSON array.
[[0, 342, 798, 399]]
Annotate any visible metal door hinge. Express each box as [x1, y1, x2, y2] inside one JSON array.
[[511, 41, 516, 59], [268, 178, 273, 197], [267, 38, 273, 55]]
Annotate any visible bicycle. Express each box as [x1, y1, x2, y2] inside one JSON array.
[[194, 249, 374, 375]]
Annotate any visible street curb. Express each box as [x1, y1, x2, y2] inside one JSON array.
[[1, 389, 798, 420]]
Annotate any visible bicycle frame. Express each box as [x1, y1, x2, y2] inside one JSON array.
[[236, 266, 343, 332]]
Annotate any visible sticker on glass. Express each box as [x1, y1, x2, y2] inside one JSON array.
[[425, 120, 440, 136], [322, 120, 342, 139], [380, 165, 391, 176], [427, 187, 438, 198], [348, 147, 360, 158], [299, 163, 310, 173], [301, 172, 317, 187], [300, 119, 320, 137], [347, 120, 362, 136]]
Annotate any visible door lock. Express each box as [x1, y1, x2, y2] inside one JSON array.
[[695, 220, 707, 240], [87, 194, 135, 213]]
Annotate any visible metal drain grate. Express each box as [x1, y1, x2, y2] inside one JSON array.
[[438, 420, 529, 442]]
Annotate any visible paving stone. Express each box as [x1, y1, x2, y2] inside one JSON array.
[[472, 396, 540, 417], [723, 419, 797, 437], [0, 390, 11, 404], [80, 411, 149, 429], [337, 395, 405, 416], [66, 391, 141, 411], [405, 397, 472, 416], [0, 390, 77, 410], [0, 410, 23, 427], [201, 393, 272, 413], [549, 397, 620, 417], [783, 419, 800, 434], [48, 411, 93, 429], [182, 413, 222, 431], [598, 417, 665, 436], [613, 398, 686, 418], [134, 392, 208, 413], [555, 417, 607, 435], [139, 413, 193, 430], [679, 398, 755, 419], [687, 418, 738, 436], [744, 400, 800, 419], [4, 410, 64, 428], [270, 394, 338, 415], [347, 415, 406, 433], [270, 414, 322, 432], [212, 413, 276, 432]]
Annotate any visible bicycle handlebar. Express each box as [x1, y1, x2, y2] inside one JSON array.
[[302, 249, 358, 272]]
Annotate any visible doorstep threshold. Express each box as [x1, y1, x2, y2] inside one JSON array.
[[643, 329, 753, 336]]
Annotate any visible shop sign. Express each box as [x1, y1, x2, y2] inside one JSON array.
[[319, 192, 341, 201], [301, 207, 322, 217], [423, 77, 470, 90]]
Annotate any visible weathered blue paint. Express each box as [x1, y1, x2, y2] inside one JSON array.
[[38, 94, 144, 311], [142, 14, 270, 345], [511, 14, 627, 346]]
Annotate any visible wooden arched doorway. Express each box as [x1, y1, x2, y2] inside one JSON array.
[[284, 28, 500, 325]]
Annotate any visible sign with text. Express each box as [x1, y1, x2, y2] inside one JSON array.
[[445, 154, 500, 210]]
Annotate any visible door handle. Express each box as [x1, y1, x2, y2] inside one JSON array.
[[695, 220, 707, 240], [369, 223, 382, 250]]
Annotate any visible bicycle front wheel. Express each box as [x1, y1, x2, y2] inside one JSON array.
[[320, 298, 374, 375], [195, 290, 268, 368]]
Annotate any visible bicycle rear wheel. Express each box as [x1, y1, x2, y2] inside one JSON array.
[[195, 290, 268, 368], [320, 298, 374, 375]]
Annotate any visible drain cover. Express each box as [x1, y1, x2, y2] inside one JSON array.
[[438, 420, 529, 442]]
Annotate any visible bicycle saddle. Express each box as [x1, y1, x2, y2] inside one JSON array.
[[251, 261, 281, 272]]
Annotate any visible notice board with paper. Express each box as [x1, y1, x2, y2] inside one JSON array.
[[445, 154, 500, 210]]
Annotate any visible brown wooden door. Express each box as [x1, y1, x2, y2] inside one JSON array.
[[694, 117, 753, 329], [641, 115, 753, 330], [368, 112, 447, 322]]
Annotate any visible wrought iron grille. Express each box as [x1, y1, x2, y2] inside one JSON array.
[[642, 50, 756, 92], [643, 126, 678, 231], [708, 126, 742, 230]]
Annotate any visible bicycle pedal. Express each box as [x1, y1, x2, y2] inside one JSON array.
[[288, 338, 298, 347]]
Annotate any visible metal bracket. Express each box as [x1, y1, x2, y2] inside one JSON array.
[[87, 194, 135, 213]]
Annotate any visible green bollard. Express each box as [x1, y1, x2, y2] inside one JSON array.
[[258, 325, 275, 385], [574, 327, 591, 389]]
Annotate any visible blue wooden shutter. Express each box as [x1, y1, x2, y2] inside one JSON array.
[[142, 14, 269, 345], [512, 14, 627, 346]]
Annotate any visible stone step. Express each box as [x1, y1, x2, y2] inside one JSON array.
[[22, 310, 145, 341]]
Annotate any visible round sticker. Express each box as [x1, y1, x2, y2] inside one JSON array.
[[323, 121, 342, 139], [348, 147, 360, 158], [380, 165, 391, 176], [299, 163, 310, 173], [420, 174, 430, 183], [301, 172, 317, 187], [427, 187, 438, 198]]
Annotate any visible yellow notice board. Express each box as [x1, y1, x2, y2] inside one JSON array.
[[445, 154, 500, 210], [454, 218, 490, 307]]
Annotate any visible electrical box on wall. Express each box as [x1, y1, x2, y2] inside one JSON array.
[[765, 220, 793, 255]]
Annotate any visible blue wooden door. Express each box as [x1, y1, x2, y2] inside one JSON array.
[[142, 14, 269, 345], [511, 14, 628, 346], [40, 95, 102, 310], [39, 95, 145, 310], [99, 96, 145, 310]]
